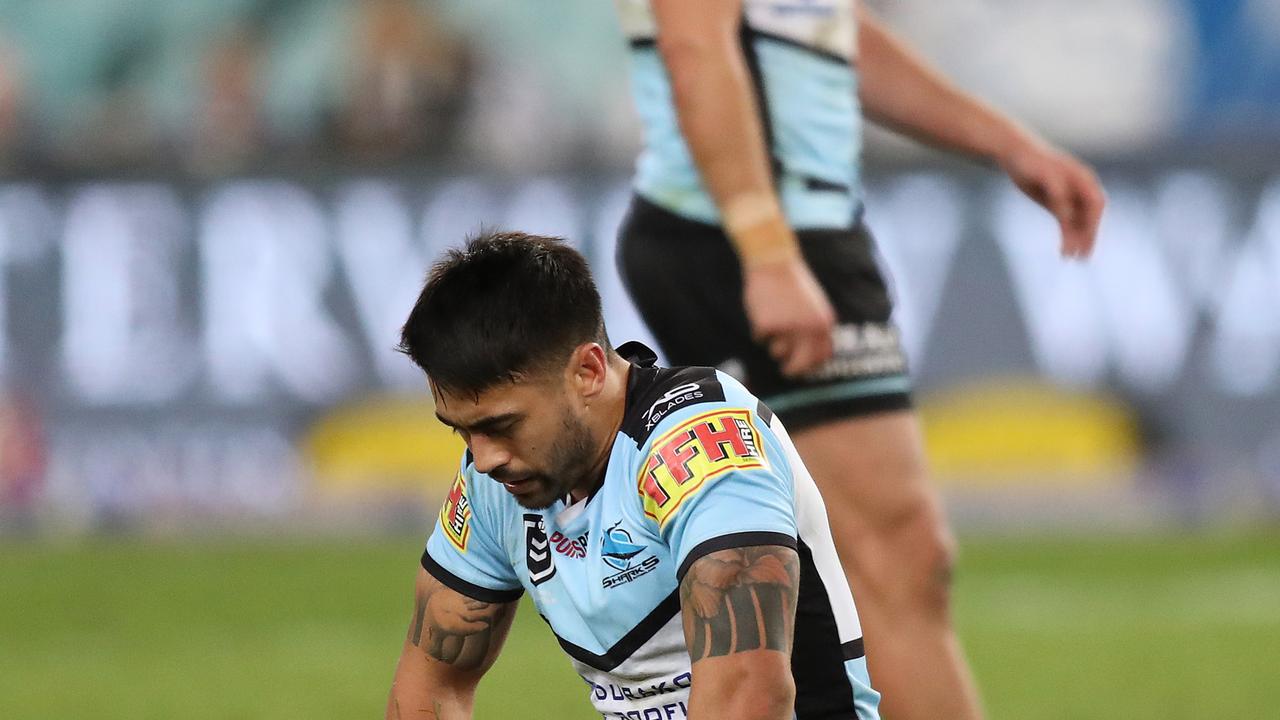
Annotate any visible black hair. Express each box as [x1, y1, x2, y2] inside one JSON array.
[[398, 231, 609, 395]]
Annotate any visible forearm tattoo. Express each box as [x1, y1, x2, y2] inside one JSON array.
[[407, 575, 513, 671], [679, 545, 800, 662]]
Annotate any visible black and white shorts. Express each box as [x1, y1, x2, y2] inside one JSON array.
[[617, 195, 912, 431]]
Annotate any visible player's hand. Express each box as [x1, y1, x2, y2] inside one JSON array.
[[742, 256, 836, 377], [997, 136, 1106, 259]]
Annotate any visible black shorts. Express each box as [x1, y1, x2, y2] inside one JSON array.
[[617, 195, 912, 431]]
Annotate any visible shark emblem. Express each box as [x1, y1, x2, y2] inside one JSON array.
[[601, 521, 647, 572]]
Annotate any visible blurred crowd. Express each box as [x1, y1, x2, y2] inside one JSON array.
[[0, 0, 1273, 173], [0, 0, 495, 173]]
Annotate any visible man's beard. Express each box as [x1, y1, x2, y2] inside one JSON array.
[[513, 409, 598, 510]]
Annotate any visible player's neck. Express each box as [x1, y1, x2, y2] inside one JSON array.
[[568, 354, 632, 503]]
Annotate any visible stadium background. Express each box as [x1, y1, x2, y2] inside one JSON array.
[[1, 0, 1278, 718]]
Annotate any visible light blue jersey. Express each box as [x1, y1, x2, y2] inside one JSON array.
[[423, 343, 880, 719], [614, 0, 864, 230]]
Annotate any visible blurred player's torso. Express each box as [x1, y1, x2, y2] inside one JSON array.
[[615, 0, 864, 230], [423, 343, 879, 719]]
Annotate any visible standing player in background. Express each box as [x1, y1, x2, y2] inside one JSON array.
[[613, 2, 1106, 718]]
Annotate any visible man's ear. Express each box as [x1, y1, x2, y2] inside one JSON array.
[[568, 342, 609, 404]]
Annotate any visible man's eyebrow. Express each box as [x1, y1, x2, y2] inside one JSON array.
[[434, 412, 522, 432]]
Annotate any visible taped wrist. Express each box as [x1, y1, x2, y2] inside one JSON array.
[[723, 193, 800, 268]]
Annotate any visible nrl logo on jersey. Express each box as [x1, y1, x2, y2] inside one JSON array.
[[440, 471, 472, 551], [524, 514, 557, 585], [601, 521, 659, 589]]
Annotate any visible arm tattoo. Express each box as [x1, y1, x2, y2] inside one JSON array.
[[679, 545, 800, 662], [407, 575, 513, 671]]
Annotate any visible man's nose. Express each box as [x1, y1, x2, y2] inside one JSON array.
[[469, 435, 511, 476]]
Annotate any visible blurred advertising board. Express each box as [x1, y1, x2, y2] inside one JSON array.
[[0, 167, 1277, 529]]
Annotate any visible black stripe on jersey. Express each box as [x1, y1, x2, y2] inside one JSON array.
[[676, 531, 798, 582], [804, 175, 852, 194], [739, 19, 784, 180], [756, 399, 774, 426], [630, 30, 849, 69], [749, 28, 850, 67], [792, 539, 860, 718], [841, 637, 865, 661], [420, 549, 524, 604], [550, 591, 681, 672]]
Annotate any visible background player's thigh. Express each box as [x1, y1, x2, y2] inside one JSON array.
[[791, 410, 982, 720]]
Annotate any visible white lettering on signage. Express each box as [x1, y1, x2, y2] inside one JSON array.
[[60, 184, 197, 403], [0, 172, 1273, 406], [867, 173, 965, 364], [334, 180, 429, 389], [200, 181, 358, 403]]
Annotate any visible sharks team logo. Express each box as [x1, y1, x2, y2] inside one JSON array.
[[601, 522, 646, 571], [601, 521, 659, 588], [440, 471, 471, 552]]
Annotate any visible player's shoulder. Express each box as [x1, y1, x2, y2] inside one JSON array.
[[614, 343, 784, 531], [617, 342, 773, 449]]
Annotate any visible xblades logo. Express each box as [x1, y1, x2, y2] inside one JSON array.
[[643, 383, 704, 430], [524, 514, 556, 585]]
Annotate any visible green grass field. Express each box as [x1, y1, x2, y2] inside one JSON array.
[[2, 531, 1277, 719]]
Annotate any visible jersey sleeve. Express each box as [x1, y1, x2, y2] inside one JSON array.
[[635, 402, 798, 581], [421, 457, 524, 603]]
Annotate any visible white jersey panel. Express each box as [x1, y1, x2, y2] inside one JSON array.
[[769, 414, 863, 641]]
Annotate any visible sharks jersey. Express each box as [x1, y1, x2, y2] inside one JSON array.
[[422, 342, 880, 719], [615, 0, 864, 230]]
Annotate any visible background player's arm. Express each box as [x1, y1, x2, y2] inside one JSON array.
[[651, 0, 835, 376], [385, 567, 516, 720], [855, 5, 1105, 258], [679, 544, 800, 720]]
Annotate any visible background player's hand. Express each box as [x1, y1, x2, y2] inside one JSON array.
[[997, 136, 1106, 259], [743, 257, 836, 377]]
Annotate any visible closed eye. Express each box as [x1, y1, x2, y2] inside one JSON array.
[[483, 419, 519, 438], [437, 412, 522, 439]]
